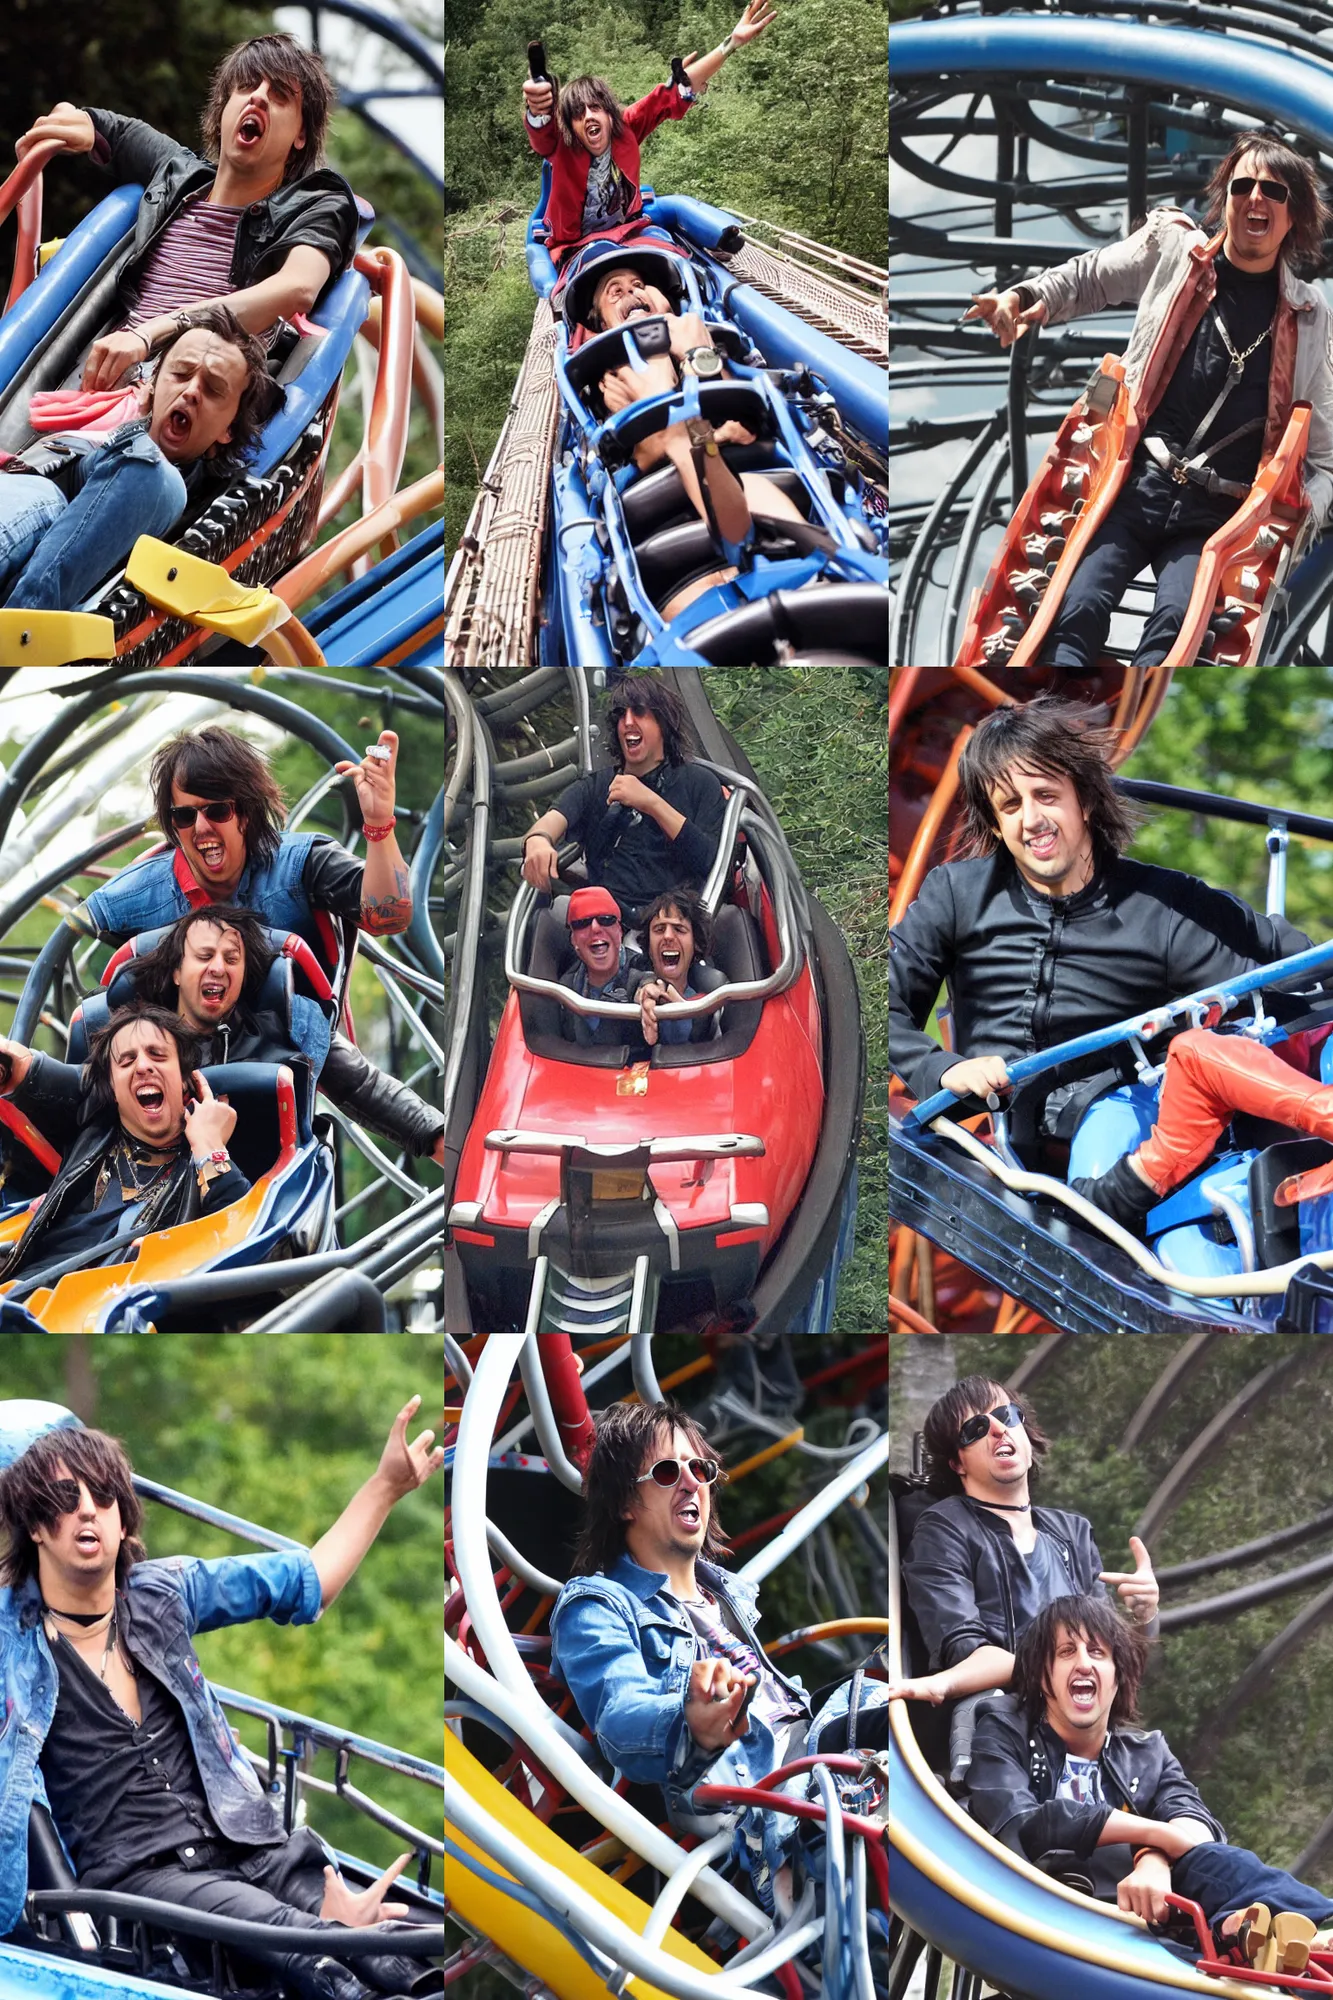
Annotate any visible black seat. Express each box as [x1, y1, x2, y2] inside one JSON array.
[[637, 521, 728, 610], [1249, 1137, 1333, 1268], [193, 1060, 310, 1178], [686, 583, 889, 665], [621, 461, 811, 545]]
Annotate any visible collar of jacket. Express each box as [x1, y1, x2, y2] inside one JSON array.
[[606, 1551, 759, 1618], [997, 849, 1112, 918]]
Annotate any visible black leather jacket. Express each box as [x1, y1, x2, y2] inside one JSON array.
[[903, 1494, 1106, 1670], [86, 107, 359, 316], [321, 1032, 444, 1158], [967, 1693, 1225, 1901], [890, 852, 1313, 1131]]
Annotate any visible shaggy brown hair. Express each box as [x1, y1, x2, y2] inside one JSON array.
[[150, 725, 286, 869], [570, 1400, 732, 1577], [129, 906, 278, 1015], [557, 76, 628, 151], [638, 885, 713, 964], [920, 1374, 1050, 1498], [1012, 1594, 1148, 1729], [201, 33, 336, 182], [143, 306, 284, 479], [605, 672, 696, 772], [84, 1005, 204, 1127], [1202, 129, 1330, 276], [0, 1427, 146, 1590], [957, 698, 1143, 868]]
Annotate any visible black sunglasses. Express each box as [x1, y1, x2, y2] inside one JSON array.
[[169, 800, 237, 830], [957, 1403, 1025, 1450], [569, 913, 621, 931], [1230, 175, 1290, 204], [636, 1456, 721, 1488], [45, 1476, 115, 1516]]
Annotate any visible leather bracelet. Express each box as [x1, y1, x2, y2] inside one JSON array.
[[362, 819, 396, 843], [1131, 1845, 1162, 1868]]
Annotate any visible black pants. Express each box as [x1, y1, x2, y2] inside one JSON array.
[[114, 1827, 412, 1997], [1043, 465, 1233, 671]]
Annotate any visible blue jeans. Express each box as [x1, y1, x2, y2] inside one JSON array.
[[0, 428, 186, 612], [1044, 466, 1231, 671], [1174, 1842, 1333, 1929]]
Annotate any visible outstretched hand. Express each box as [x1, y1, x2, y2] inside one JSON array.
[[376, 1395, 446, 1501], [1099, 1535, 1159, 1625], [320, 1852, 412, 1927], [730, 0, 778, 45], [963, 290, 1048, 348], [334, 729, 399, 828]]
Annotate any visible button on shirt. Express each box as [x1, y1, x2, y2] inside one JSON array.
[[41, 1626, 231, 1887]]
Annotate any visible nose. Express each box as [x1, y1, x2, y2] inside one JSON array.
[[76, 1485, 96, 1517], [678, 1463, 703, 1493]]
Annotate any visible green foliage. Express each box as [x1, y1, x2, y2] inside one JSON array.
[[1, 1334, 444, 1871], [1122, 667, 1333, 939], [703, 665, 887, 1333], [446, 0, 888, 551]]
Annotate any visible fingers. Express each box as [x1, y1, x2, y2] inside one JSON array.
[[376, 1853, 412, 1891], [192, 1070, 214, 1101], [1129, 1534, 1153, 1572], [377, 1902, 410, 1920]]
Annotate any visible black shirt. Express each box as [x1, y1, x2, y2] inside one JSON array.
[[890, 851, 1314, 1109], [1132, 250, 1279, 526], [554, 762, 727, 919], [41, 1620, 222, 1886]]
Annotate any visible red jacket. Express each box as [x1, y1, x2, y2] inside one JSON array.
[[527, 83, 691, 261]]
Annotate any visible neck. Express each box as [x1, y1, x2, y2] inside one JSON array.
[[1224, 232, 1280, 274], [629, 1538, 698, 1600], [964, 1474, 1032, 1512], [624, 756, 663, 780], [210, 160, 284, 207], [1049, 1709, 1109, 1760], [39, 1563, 115, 1618], [120, 1123, 183, 1154]]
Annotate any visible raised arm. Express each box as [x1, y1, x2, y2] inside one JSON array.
[[308, 1395, 444, 1610], [335, 730, 413, 936], [684, 2, 777, 91], [82, 246, 334, 392]]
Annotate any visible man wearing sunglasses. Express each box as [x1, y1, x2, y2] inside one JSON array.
[[889, 1375, 1157, 1721], [551, 1399, 887, 1923], [964, 129, 1333, 671], [556, 888, 647, 1046], [0, 1405, 444, 2000]]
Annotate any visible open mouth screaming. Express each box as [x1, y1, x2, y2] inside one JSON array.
[[674, 1497, 702, 1529], [1067, 1672, 1100, 1712], [192, 835, 227, 871], [236, 105, 268, 148], [134, 1083, 166, 1116], [200, 978, 230, 1009]]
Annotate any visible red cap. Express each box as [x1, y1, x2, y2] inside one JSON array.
[[567, 887, 622, 925]]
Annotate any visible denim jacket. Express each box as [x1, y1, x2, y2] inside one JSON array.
[[0, 1547, 321, 1936], [550, 1555, 810, 1910], [79, 835, 323, 948]]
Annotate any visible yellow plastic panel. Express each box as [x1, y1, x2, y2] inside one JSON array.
[[126, 538, 289, 644], [0, 611, 116, 665], [445, 1736, 726, 2000]]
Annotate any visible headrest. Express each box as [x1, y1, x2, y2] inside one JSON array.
[[562, 244, 686, 332]]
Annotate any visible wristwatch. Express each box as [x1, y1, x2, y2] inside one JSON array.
[[682, 345, 724, 380]]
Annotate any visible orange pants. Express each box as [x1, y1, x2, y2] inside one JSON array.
[[1135, 1029, 1333, 1194]]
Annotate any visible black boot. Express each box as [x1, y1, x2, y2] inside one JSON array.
[[1070, 1153, 1161, 1235], [353, 1950, 443, 1996], [284, 1957, 376, 2000]]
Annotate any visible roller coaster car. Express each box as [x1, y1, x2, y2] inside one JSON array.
[[954, 356, 1313, 671], [531, 197, 889, 665], [0, 183, 375, 668], [448, 820, 825, 1334], [891, 946, 1333, 1336]]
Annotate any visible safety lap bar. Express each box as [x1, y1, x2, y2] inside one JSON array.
[[904, 936, 1333, 1128], [484, 1129, 765, 1159]]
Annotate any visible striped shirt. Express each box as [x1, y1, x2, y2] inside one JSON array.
[[123, 194, 278, 347]]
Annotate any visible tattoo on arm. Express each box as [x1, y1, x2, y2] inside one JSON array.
[[360, 864, 413, 935]]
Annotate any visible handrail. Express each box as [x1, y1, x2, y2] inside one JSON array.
[[352, 246, 416, 547], [904, 937, 1333, 1128], [502, 820, 802, 1022], [1116, 776, 1333, 843], [1, 141, 61, 315]]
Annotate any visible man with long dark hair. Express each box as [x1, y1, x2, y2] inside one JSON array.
[[890, 696, 1316, 1177], [966, 131, 1333, 670], [551, 1399, 885, 1919], [15, 33, 356, 393], [519, 672, 727, 922], [0, 1406, 444, 2000], [0, 1004, 247, 1294], [966, 1595, 1333, 1976], [889, 1376, 1156, 1721]]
